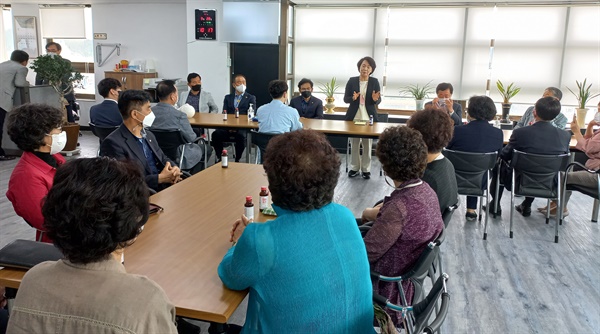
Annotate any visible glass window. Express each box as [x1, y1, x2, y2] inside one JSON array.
[[49, 7, 94, 98], [1, 7, 15, 61]]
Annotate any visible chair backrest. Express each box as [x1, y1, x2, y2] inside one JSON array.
[[443, 149, 498, 197], [511, 150, 570, 198], [147, 128, 188, 162], [412, 273, 450, 334], [88, 122, 119, 144], [403, 241, 439, 284], [251, 131, 279, 163], [441, 204, 458, 228]]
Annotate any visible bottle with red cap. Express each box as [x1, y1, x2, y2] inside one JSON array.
[[244, 196, 254, 219], [259, 186, 269, 210], [221, 150, 228, 168]]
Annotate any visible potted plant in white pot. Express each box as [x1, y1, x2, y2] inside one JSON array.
[[496, 80, 521, 123], [567, 78, 600, 128], [400, 81, 433, 111], [318, 77, 340, 113], [30, 54, 83, 152]]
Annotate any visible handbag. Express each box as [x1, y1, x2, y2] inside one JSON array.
[[0, 239, 63, 270]]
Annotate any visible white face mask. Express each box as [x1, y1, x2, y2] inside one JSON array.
[[235, 84, 246, 94], [47, 131, 67, 155], [47, 52, 57, 56], [142, 111, 156, 128], [594, 112, 600, 123]]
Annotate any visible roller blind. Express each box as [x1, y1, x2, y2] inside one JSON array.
[[40, 7, 86, 39]]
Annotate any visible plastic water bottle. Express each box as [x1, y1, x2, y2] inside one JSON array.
[[248, 104, 254, 120]]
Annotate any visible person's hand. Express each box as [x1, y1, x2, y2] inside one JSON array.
[[584, 120, 597, 139], [361, 203, 383, 223], [352, 91, 360, 101], [571, 114, 580, 133], [372, 91, 381, 102], [167, 164, 183, 183], [446, 98, 454, 113], [158, 162, 179, 184], [230, 214, 252, 243]]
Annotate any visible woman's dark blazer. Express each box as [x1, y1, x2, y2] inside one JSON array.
[[343, 76, 381, 122]]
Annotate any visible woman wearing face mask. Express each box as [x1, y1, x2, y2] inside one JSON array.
[[360, 126, 443, 327], [541, 101, 600, 217], [6, 103, 66, 243]]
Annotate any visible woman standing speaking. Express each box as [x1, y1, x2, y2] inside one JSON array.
[[344, 56, 381, 179]]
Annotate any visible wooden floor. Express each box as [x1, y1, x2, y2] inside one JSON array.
[[1, 131, 599, 333]]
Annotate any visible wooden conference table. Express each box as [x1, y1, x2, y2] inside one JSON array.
[[0, 163, 270, 324], [190, 113, 578, 153]]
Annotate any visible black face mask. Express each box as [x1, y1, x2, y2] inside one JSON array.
[[191, 84, 201, 92], [301, 91, 311, 98]]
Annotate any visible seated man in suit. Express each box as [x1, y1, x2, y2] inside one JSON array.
[[289, 78, 323, 119], [150, 80, 209, 174], [513, 87, 568, 129], [178, 72, 218, 114], [212, 74, 256, 162], [425, 82, 462, 126], [90, 78, 123, 127], [487, 96, 571, 216], [257, 80, 303, 134], [100, 90, 182, 192]]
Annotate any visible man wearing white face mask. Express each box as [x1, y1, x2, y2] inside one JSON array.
[[212, 74, 256, 162], [101, 90, 182, 192], [6, 104, 66, 243], [150, 80, 210, 174]]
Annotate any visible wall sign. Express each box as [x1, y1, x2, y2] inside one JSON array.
[[195, 9, 216, 41]]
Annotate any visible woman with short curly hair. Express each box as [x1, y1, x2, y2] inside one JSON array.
[[361, 126, 444, 327], [6, 103, 65, 243], [218, 129, 376, 333], [7, 157, 177, 333], [407, 106, 459, 213]]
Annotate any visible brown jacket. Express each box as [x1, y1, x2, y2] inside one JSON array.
[[7, 258, 177, 334]]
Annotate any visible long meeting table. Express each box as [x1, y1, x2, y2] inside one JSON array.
[[0, 163, 271, 325]]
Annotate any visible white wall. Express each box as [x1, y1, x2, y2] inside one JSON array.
[[186, 0, 230, 110], [80, 2, 188, 124]]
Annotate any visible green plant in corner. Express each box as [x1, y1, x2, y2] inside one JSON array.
[[30, 54, 83, 122], [567, 78, 600, 109], [496, 80, 521, 104], [400, 81, 434, 100], [318, 77, 340, 99]]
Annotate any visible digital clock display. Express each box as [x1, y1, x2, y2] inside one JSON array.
[[195, 9, 216, 40]]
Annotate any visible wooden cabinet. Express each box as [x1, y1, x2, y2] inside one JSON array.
[[104, 71, 158, 91]]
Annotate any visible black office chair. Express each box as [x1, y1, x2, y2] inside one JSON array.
[[508, 150, 570, 243], [374, 273, 450, 334], [89, 122, 119, 155], [345, 113, 388, 176], [443, 149, 498, 240], [373, 273, 450, 334], [250, 131, 280, 164], [148, 128, 206, 172], [563, 161, 600, 223]]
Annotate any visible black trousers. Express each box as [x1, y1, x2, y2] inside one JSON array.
[[0, 107, 7, 156], [490, 161, 534, 207], [211, 129, 246, 162]]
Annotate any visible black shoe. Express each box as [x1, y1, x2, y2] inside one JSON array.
[[466, 211, 477, 221], [483, 202, 502, 215], [516, 204, 532, 217], [362, 172, 371, 179], [348, 170, 360, 178], [0, 155, 16, 161]]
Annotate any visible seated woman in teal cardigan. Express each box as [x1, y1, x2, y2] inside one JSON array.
[[218, 130, 375, 334]]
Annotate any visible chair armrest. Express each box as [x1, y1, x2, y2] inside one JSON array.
[[422, 292, 450, 334], [566, 161, 596, 174]]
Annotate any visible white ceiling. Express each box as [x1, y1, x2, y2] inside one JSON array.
[[2, 0, 597, 4]]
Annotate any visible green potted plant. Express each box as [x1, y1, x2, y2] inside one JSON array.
[[30, 54, 83, 152], [567, 78, 600, 128], [318, 77, 340, 113], [400, 81, 433, 110], [496, 80, 521, 123]]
